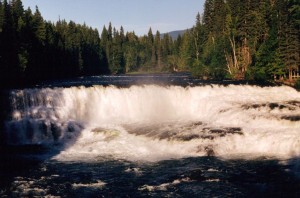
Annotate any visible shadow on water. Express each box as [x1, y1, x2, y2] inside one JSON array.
[[1, 155, 299, 197], [0, 88, 84, 193], [0, 140, 84, 193], [118, 157, 300, 197]]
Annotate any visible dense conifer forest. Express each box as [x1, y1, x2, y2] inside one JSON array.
[[0, 0, 299, 88]]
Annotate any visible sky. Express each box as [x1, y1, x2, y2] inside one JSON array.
[[22, 0, 205, 36]]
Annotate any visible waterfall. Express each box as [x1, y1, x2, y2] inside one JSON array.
[[4, 85, 300, 161]]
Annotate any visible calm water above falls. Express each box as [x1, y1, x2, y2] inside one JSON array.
[[1, 74, 300, 197]]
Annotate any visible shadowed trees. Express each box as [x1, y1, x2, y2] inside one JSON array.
[[0, 0, 299, 88]]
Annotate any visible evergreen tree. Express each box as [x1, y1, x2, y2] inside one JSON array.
[[107, 22, 112, 41], [0, 0, 19, 86], [161, 34, 173, 71], [277, 0, 300, 80], [147, 28, 155, 67], [107, 23, 113, 71], [32, 6, 45, 43], [100, 25, 109, 68], [178, 30, 194, 71], [154, 30, 162, 69], [11, 0, 23, 29], [1, 0, 300, 88], [124, 31, 139, 72], [203, 0, 214, 38], [120, 25, 125, 44], [286, 0, 300, 79], [0, 1, 3, 33]]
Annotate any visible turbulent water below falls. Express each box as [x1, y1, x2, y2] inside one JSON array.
[[1, 75, 300, 197], [5, 84, 300, 161]]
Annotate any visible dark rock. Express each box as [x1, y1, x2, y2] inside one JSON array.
[[39, 121, 48, 135], [187, 169, 206, 181], [205, 146, 215, 156], [192, 121, 203, 126], [281, 115, 300, 121], [25, 120, 34, 140], [51, 123, 62, 141], [177, 134, 200, 141], [67, 123, 76, 133], [226, 127, 243, 135], [210, 129, 225, 134], [200, 135, 214, 140], [287, 100, 300, 107]]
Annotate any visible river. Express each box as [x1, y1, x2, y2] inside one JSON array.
[[1, 73, 300, 197]]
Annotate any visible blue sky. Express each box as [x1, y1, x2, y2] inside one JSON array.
[[22, 0, 205, 36]]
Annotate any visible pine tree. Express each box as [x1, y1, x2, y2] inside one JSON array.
[[100, 25, 109, 70], [0, 0, 4, 86], [193, 12, 202, 61], [105, 22, 113, 72], [154, 30, 162, 69], [254, 20, 284, 81], [0, 0, 19, 84], [203, 0, 214, 39], [100, 25, 108, 47], [147, 28, 156, 67], [0, 0, 4, 33], [289, 0, 300, 27], [11, 0, 23, 29], [111, 29, 124, 73], [120, 25, 125, 44], [178, 30, 193, 71], [32, 6, 45, 43], [108, 22, 112, 41], [161, 33, 173, 70], [124, 31, 139, 72], [213, 0, 227, 35], [286, 0, 300, 79], [277, 0, 300, 80]]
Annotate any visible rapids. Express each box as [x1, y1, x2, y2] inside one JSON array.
[[5, 84, 300, 162]]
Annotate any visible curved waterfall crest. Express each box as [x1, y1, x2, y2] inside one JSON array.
[[5, 85, 300, 161]]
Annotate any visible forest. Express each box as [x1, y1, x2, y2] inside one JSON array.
[[0, 0, 299, 88]]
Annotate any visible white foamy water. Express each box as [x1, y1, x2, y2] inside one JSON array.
[[5, 85, 300, 161]]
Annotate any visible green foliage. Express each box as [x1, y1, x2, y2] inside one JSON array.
[[0, 0, 109, 87], [191, 59, 209, 79], [187, 0, 299, 82], [18, 49, 28, 72], [247, 67, 268, 82], [288, 0, 300, 26], [253, 21, 285, 81], [0, 1, 4, 32], [295, 79, 300, 90], [1, 0, 299, 88]]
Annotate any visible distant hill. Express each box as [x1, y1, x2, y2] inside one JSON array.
[[161, 29, 187, 40]]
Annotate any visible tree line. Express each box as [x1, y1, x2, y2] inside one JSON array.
[[0, 0, 299, 88], [0, 0, 109, 88], [0, 0, 179, 88]]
